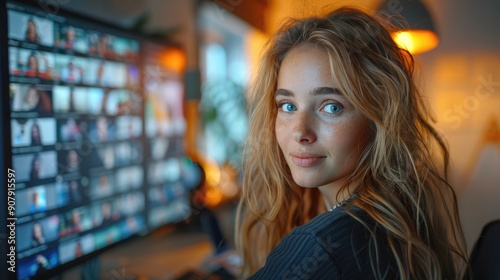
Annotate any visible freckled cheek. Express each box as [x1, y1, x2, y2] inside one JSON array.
[[320, 122, 368, 154], [275, 118, 288, 150]]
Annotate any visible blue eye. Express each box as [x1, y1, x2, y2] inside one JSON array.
[[323, 103, 343, 114], [280, 102, 296, 112]]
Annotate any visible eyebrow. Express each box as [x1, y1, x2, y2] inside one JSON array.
[[275, 87, 342, 97]]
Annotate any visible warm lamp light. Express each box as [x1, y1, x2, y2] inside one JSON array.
[[160, 47, 186, 74], [377, 0, 439, 54], [393, 30, 439, 54]]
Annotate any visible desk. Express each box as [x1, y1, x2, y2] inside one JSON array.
[[58, 224, 214, 280]]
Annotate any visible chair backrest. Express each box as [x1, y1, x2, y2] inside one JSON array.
[[468, 219, 500, 280]]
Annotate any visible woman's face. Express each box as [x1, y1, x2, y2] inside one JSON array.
[[26, 88, 40, 107], [31, 125, 40, 138], [27, 20, 36, 37], [33, 223, 42, 239], [275, 45, 371, 192], [28, 55, 38, 70]]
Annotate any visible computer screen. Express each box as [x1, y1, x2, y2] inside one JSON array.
[[1, 1, 197, 279]]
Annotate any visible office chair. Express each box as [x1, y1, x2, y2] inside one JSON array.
[[468, 219, 500, 280]]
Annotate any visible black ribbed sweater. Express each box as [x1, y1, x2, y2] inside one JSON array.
[[248, 206, 398, 279]]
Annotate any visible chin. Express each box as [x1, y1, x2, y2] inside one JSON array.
[[291, 174, 323, 189]]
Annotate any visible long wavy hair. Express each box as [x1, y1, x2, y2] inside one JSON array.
[[236, 7, 468, 279]]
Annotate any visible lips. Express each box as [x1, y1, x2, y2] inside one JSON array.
[[290, 153, 326, 167]]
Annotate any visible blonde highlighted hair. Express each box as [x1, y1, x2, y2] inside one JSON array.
[[236, 7, 468, 279]]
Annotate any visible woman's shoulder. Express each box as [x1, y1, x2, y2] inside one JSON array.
[[290, 206, 398, 278], [293, 206, 375, 239], [250, 206, 398, 279]]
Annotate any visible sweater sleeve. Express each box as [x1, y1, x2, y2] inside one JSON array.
[[248, 232, 340, 280]]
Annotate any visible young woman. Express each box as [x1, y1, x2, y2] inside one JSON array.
[[30, 123, 42, 146], [25, 18, 40, 43], [236, 8, 468, 279]]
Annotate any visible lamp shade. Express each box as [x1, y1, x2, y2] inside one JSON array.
[[377, 0, 439, 54]]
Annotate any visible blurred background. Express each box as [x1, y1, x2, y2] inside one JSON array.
[[2, 0, 499, 279]]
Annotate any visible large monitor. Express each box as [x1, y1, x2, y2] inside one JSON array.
[[1, 1, 199, 279]]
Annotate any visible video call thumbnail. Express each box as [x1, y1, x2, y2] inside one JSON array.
[[18, 185, 47, 215], [117, 191, 145, 217], [66, 180, 88, 205], [54, 24, 88, 53], [120, 215, 145, 238], [148, 182, 186, 207], [11, 118, 56, 147], [93, 225, 121, 251], [110, 89, 142, 115], [145, 76, 186, 137], [10, 83, 52, 113], [115, 141, 143, 166], [91, 200, 118, 228], [87, 145, 114, 170], [58, 206, 93, 237], [58, 118, 85, 142], [111, 37, 140, 61], [58, 235, 94, 264], [17, 215, 60, 252], [58, 149, 81, 174], [88, 32, 140, 61], [54, 54, 87, 83], [9, 47, 55, 79], [15, 183, 69, 217], [8, 10, 55, 46], [84, 59, 127, 87], [148, 158, 182, 185], [53, 86, 87, 113], [89, 173, 115, 199], [12, 151, 58, 182], [115, 165, 144, 192], [88, 116, 115, 143], [17, 247, 59, 280], [116, 116, 142, 140], [87, 88, 141, 115], [148, 197, 191, 229], [150, 138, 170, 160]]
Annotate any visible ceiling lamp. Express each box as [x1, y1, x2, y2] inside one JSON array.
[[377, 0, 439, 54]]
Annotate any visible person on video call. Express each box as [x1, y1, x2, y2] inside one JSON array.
[[237, 8, 468, 280], [95, 116, 110, 141], [65, 150, 79, 173], [31, 222, 46, 247], [22, 85, 51, 113], [64, 26, 76, 49], [69, 180, 83, 203], [61, 118, 82, 141], [30, 154, 41, 180], [95, 61, 107, 86], [101, 202, 113, 225], [97, 34, 110, 57], [24, 52, 39, 77], [34, 254, 49, 276], [31, 123, 42, 146], [25, 18, 40, 43], [24, 85, 40, 111], [71, 210, 83, 233], [30, 191, 45, 213], [61, 60, 82, 83]]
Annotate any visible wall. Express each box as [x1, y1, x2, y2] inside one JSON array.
[[419, 0, 500, 251]]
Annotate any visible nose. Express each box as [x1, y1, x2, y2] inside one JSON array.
[[292, 111, 317, 144]]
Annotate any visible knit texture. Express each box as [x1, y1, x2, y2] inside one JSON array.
[[249, 207, 398, 279]]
